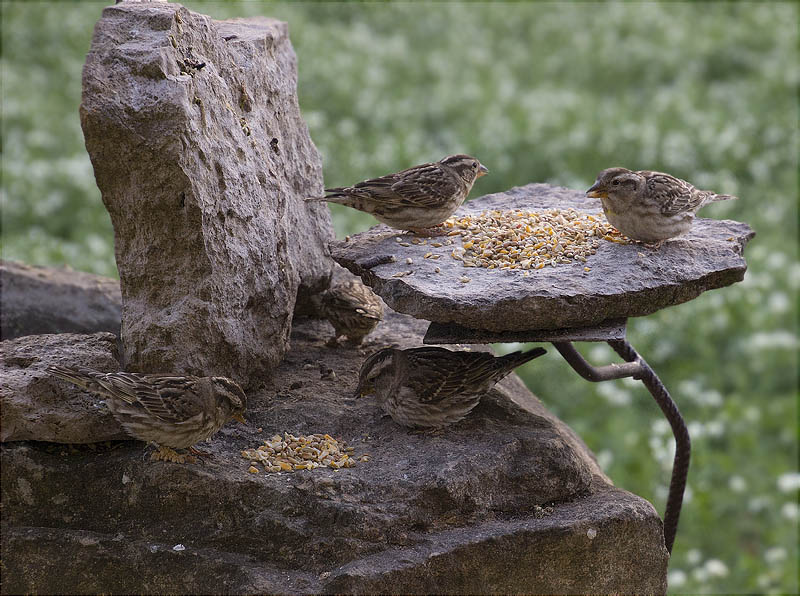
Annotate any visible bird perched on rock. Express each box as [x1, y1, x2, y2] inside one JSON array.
[[47, 366, 246, 463], [307, 154, 488, 234], [586, 167, 736, 244], [354, 346, 546, 428], [320, 279, 384, 346]]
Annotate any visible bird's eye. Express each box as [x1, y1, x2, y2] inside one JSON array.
[[612, 179, 620, 186]]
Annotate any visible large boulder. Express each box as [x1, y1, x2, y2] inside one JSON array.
[[0, 332, 127, 443], [0, 308, 668, 594], [0, 260, 121, 340], [79, 2, 335, 386]]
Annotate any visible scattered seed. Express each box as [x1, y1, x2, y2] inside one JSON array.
[[460, 276, 471, 283], [405, 257, 413, 264], [443, 209, 627, 272], [243, 432, 361, 474]]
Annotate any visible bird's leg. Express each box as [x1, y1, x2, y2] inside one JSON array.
[[642, 239, 667, 250]]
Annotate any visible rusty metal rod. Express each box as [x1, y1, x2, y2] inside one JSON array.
[[607, 339, 690, 555], [552, 341, 643, 381], [552, 339, 689, 554]]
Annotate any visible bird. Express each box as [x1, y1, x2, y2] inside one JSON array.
[[320, 279, 384, 346], [307, 154, 489, 234], [47, 366, 247, 463], [586, 167, 737, 244], [354, 346, 547, 429]]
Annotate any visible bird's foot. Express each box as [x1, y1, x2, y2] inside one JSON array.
[[408, 226, 446, 237], [343, 336, 366, 348], [325, 336, 341, 348], [189, 446, 212, 465], [150, 445, 197, 464], [408, 426, 446, 436]]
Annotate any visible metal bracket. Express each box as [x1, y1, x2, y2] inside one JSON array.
[[424, 318, 690, 554]]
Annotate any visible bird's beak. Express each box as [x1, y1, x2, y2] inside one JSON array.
[[353, 381, 372, 398], [233, 412, 247, 424], [586, 181, 606, 199], [477, 164, 489, 178]]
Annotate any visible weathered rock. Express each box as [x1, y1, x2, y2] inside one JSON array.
[[79, 2, 335, 385], [1, 310, 668, 594], [0, 260, 121, 340], [0, 332, 127, 443], [331, 183, 754, 332]]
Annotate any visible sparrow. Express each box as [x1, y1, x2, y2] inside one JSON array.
[[354, 346, 546, 428], [307, 154, 488, 234], [320, 279, 384, 346], [586, 167, 736, 244], [47, 366, 246, 463]]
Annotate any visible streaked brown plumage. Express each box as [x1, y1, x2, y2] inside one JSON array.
[[307, 154, 488, 233], [586, 167, 737, 243], [355, 346, 546, 428], [47, 366, 246, 462], [320, 279, 383, 345]]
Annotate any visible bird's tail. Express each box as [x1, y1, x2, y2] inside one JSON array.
[[46, 365, 99, 391], [501, 346, 547, 371]]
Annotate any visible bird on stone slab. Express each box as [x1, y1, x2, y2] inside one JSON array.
[[586, 167, 736, 246], [354, 346, 546, 429], [47, 365, 246, 463], [307, 154, 488, 235]]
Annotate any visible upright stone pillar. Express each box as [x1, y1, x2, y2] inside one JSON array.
[[80, 2, 334, 385]]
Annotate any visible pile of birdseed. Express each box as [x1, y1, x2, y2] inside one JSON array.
[[242, 432, 366, 474], [444, 208, 627, 272]]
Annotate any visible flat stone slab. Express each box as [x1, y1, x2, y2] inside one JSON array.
[[80, 3, 335, 385], [330, 183, 754, 332]]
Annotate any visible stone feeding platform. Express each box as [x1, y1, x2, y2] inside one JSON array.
[[330, 183, 755, 333]]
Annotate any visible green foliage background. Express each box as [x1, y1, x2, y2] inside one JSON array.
[[2, 2, 797, 593]]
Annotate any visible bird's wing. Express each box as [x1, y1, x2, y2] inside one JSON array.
[[386, 163, 459, 208], [101, 373, 203, 422], [640, 171, 705, 216], [403, 348, 506, 404]]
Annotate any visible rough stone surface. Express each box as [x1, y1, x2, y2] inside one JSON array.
[[0, 332, 127, 443], [1, 309, 668, 594], [331, 183, 755, 332], [0, 260, 121, 340], [79, 2, 335, 385]]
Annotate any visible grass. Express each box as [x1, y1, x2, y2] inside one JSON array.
[[1, 2, 797, 593]]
